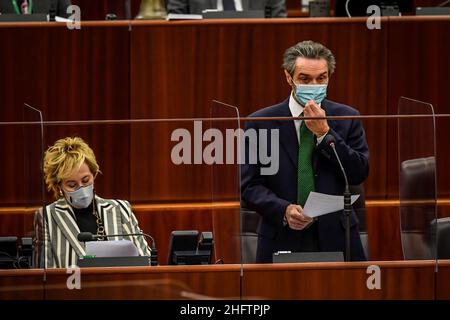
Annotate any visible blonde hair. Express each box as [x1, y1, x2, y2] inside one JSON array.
[[44, 137, 100, 199]]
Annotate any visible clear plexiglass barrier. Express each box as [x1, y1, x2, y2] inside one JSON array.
[[0, 98, 447, 300], [398, 97, 437, 261]]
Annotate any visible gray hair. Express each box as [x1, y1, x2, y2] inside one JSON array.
[[282, 40, 336, 76]]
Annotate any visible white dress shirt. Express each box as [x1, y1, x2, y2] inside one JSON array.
[[288, 93, 327, 146]]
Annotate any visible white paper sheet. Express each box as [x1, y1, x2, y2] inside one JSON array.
[[54, 16, 71, 22], [303, 192, 360, 218], [167, 13, 203, 20], [85, 240, 138, 257]]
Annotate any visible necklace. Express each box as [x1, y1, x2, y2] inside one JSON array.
[[92, 201, 106, 241]]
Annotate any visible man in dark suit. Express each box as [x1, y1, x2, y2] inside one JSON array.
[[241, 40, 369, 263], [0, 0, 71, 17], [167, 0, 286, 18]]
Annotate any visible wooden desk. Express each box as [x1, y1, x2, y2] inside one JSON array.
[[437, 260, 450, 300], [1, 260, 449, 300], [0, 269, 44, 300], [44, 264, 241, 300], [0, 264, 241, 300], [242, 260, 438, 300]]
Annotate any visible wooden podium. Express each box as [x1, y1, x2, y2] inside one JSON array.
[[1, 260, 449, 300]]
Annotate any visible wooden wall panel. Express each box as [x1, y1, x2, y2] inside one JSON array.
[[366, 205, 403, 261], [0, 17, 449, 208], [0, 269, 45, 300], [0, 210, 35, 239], [0, 23, 131, 205], [133, 206, 214, 265], [130, 18, 388, 202], [437, 260, 450, 300], [387, 17, 450, 199]]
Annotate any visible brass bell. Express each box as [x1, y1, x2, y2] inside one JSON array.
[[136, 0, 167, 20]]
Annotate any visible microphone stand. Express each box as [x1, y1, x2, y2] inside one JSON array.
[[150, 245, 158, 266], [328, 138, 352, 262], [343, 183, 351, 262]]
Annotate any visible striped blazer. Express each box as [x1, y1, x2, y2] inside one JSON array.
[[34, 196, 151, 268]]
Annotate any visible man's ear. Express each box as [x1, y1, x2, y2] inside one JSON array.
[[284, 69, 293, 87]]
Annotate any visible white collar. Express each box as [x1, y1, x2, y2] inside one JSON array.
[[288, 93, 303, 118]]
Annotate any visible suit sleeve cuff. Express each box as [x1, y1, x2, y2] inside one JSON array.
[[316, 130, 329, 146]]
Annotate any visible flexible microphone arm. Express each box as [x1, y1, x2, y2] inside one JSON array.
[[324, 134, 352, 262], [77, 232, 158, 266], [325, 136, 350, 191]]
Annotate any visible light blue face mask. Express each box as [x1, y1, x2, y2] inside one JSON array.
[[293, 83, 328, 106], [65, 184, 94, 209]]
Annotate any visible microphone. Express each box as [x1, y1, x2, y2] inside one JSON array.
[[77, 232, 96, 242], [324, 135, 349, 188], [324, 134, 352, 262], [77, 231, 158, 266]]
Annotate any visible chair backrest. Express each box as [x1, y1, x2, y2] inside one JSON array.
[[349, 184, 370, 259], [240, 208, 260, 263], [430, 217, 450, 259], [399, 157, 436, 259]]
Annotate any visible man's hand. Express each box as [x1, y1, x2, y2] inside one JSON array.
[[285, 204, 313, 230], [303, 100, 329, 137]]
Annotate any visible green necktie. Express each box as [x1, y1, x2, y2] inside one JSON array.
[[297, 120, 315, 207]]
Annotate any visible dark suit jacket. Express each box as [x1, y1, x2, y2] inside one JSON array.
[[241, 98, 369, 262], [167, 0, 287, 18], [0, 0, 71, 17]]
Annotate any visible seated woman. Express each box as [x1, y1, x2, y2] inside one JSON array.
[[35, 136, 150, 268]]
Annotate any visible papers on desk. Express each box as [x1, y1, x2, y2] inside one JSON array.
[[167, 13, 203, 20], [54, 16, 71, 22], [303, 192, 360, 218], [85, 240, 139, 257]]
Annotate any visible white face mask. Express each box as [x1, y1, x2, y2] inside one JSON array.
[[292, 82, 328, 106], [65, 184, 94, 209]]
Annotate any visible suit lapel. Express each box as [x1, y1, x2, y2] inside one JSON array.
[[96, 197, 123, 240], [241, 0, 249, 10], [277, 103, 299, 168], [321, 100, 336, 132], [52, 199, 86, 257]]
